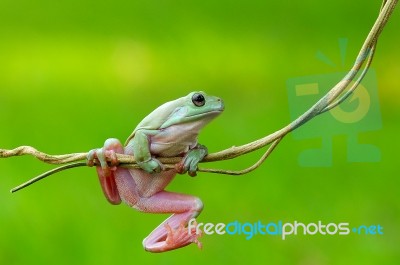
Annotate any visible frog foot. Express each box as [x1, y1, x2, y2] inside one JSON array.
[[165, 221, 203, 250], [174, 159, 198, 177], [87, 149, 119, 170], [175, 145, 208, 177]]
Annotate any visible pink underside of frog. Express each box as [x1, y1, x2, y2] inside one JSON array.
[[93, 138, 203, 253]]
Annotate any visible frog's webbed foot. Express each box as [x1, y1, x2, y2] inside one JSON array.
[[165, 221, 203, 250], [87, 138, 123, 205], [143, 220, 203, 253], [176, 144, 208, 177]]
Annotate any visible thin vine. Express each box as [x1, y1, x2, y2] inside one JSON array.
[[1, 0, 398, 192]]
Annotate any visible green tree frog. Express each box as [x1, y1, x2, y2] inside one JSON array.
[[87, 91, 224, 252]]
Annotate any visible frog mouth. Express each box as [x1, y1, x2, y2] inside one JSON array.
[[187, 109, 223, 118]]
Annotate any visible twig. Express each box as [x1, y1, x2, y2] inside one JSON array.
[[0, 0, 397, 189], [8, 138, 282, 192], [10, 162, 87, 193]]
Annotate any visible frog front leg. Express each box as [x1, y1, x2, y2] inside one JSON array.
[[128, 129, 164, 173]]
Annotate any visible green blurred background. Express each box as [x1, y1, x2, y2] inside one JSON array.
[[1, 0, 399, 264]]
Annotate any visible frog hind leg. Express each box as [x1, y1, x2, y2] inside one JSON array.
[[87, 138, 123, 205], [139, 191, 204, 253], [114, 168, 203, 252]]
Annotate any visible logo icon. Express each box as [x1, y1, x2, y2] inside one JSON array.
[[286, 38, 382, 166]]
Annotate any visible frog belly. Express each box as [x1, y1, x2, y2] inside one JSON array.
[[149, 124, 199, 157]]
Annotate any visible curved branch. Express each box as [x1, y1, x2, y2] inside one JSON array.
[[0, 0, 397, 184]]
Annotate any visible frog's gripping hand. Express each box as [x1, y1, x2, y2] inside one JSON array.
[[176, 144, 207, 177]]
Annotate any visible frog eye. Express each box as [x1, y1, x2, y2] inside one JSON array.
[[192, 93, 205, 107]]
